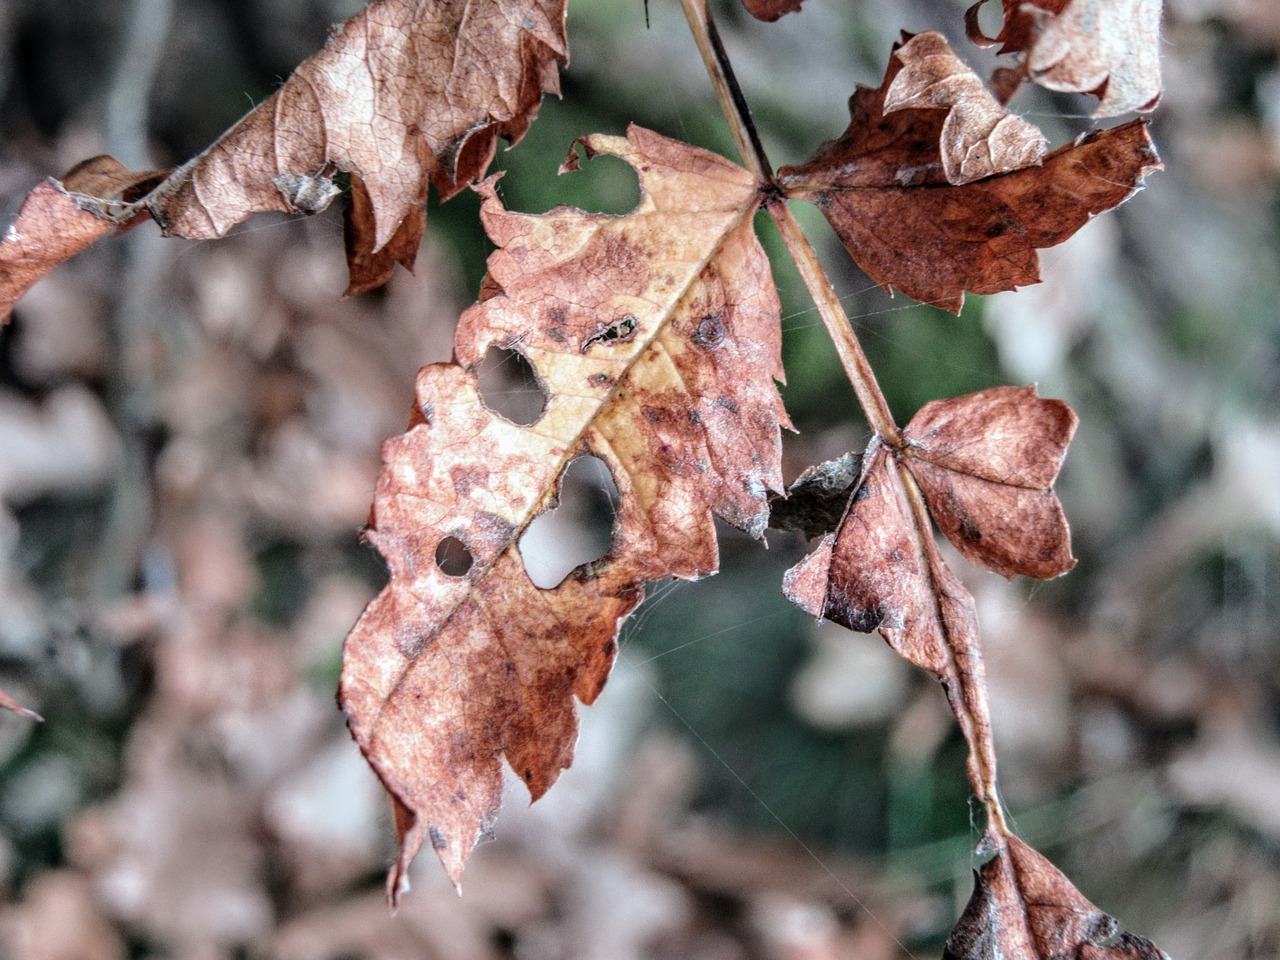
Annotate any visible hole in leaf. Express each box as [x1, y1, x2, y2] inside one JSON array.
[[435, 536, 473, 577], [476, 345, 547, 426], [519, 455, 620, 589]]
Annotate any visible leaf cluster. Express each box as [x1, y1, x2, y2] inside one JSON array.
[[0, 0, 1170, 956]]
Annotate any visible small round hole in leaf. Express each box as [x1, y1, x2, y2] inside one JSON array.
[[435, 536, 473, 577], [519, 455, 620, 589], [476, 345, 547, 426]]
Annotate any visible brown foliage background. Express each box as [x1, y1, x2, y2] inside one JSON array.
[[0, 0, 1278, 958]]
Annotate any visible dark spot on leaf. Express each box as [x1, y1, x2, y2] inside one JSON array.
[[959, 517, 982, 542], [428, 826, 447, 851], [588, 372, 612, 388], [692, 312, 727, 348]]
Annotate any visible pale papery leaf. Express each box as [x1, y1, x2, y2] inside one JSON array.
[[0, 0, 567, 316], [966, 0, 1164, 117], [777, 33, 1162, 312], [339, 125, 788, 898], [884, 32, 1047, 184], [902, 385, 1078, 579], [148, 0, 567, 252]]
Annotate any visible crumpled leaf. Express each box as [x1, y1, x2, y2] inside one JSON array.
[[781, 445, 998, 796], [0, 0, 567, 314], [340, 125, 787, 898], [883, 32, 1047, 184], [901, 385, 1078, 579], [0, 157, 164, 321], [777, 32, 1162, 313], [148, 0, 567, 252], [767, 451, 862, 539], [965, 0, 1163, 117], [741, 0, 805, 21], [945, 832, 1171, 960]]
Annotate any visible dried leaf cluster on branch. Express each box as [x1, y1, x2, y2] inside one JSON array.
[[0, 0, 1169, 955]]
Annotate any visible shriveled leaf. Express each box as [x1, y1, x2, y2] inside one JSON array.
[[1, 0, 568, 315], [965, 0, 1163, 117], [946, 832, 1171, 960], [777, 32, 1162, 312], [0, 686, 42, 721], [884, 32, 1047, 184], [767, 451, 862, 538], [782, 444, 999, 802], [741, 0, 805, 21], [902, 385, 1078, 579], [340, 125, 787, 898], [148, 0, 567, 254], [0, 157, 163, 321]]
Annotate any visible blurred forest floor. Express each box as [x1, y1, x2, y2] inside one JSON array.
[[1, 0, 1279, 958]]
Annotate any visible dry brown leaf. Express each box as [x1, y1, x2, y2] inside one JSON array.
[[148, 0, 567, 254], [883, 32, 1047, 184], [343, 172, 425, 297], [966, 0, 1163, 117], [782, 446, 998, 801], [901, 385, 1078, 579], [945, 832, 1170, 959], [340, 125, 787, 898], [0, 0, 567, 316], [777, 32, 1161, 312], [0, 156, 166, 321]]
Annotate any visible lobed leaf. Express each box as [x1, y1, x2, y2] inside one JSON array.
[[902, 385, 1078, 579], [777, 32, 1162, 312], [339, 126, 788, 899]]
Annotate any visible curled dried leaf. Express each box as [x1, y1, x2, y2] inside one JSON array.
[[777, 33, 1162, 312], [0, 157, 164, 322], [782, 445, 999, 803], [884, 32, 1047, 184], [148, 0, 568, 253], [966, 0, 1163, 117], [340, 126, 787, 898]]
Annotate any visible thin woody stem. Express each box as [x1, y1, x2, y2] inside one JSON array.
[[680, 0, 1007, 841], [676, 0, 772, 184], [898, 461, 1009, 835], [676, 0, 903, 444], [768, 202, 902, 444]]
